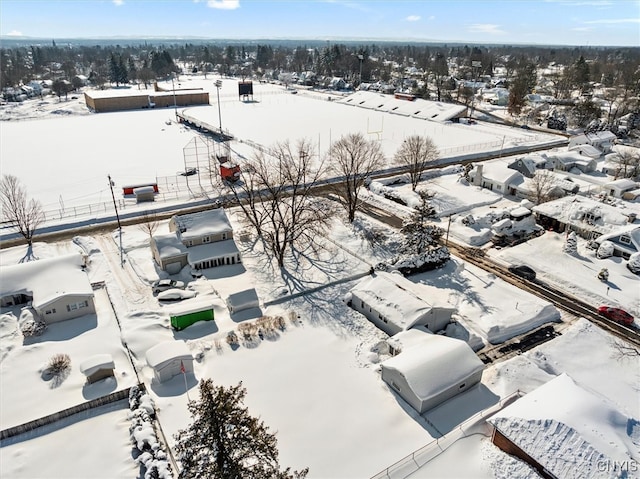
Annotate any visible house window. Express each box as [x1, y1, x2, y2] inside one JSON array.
[[202, 236, 211, 244], [620, 235, 631, 245], [68, 303, 77, 311], [222, 232, 228, 240], [361, 301, 364, 309], [45, 308, 56, 315], [391, 381, 401, 392], [185, 239, 193, 247], [459, 383, 466, 389]]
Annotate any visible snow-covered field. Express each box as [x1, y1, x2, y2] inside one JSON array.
[[1, 79, 639, 478]]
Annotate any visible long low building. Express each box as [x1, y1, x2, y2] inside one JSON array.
[[84, 87, 210, 113]]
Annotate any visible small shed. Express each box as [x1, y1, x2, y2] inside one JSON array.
[[146, 340, 194, 384], [79, 354, 115, 384], [226, 289, 260, 314], [381, 334, 484, 413], [133, 186, 155, 203], [169, 301, 214, 330]]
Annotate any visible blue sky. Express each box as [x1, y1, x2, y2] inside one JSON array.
[[1, 0, 639, 46]]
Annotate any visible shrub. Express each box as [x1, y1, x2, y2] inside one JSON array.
[[21, 318, 46, 337], [47, 353, 71, 375]]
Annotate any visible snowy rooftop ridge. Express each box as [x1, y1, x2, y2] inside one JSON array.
[[171, 208, 233, 241], [0, 253, 92, 309], [489, 373, 638, 478]]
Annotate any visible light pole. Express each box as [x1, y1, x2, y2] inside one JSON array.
[[215, 79, 222, 133], [358, 54, 364, 87], [471, 61, 481, 117], [171, 73, 177, 120]]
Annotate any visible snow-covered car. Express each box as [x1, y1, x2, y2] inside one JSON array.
[[597, 306, 634, 326], [152, 279, 185, 294], [157, 288, 197, 302], [508, 265, 536, 281]]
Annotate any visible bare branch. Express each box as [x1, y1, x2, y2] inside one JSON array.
[[1, 174, 44, 247], [394, 135, 439, 191]]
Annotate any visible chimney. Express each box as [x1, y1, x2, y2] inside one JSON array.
[[474, 164, 484, 186]]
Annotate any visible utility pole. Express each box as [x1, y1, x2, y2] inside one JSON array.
[[171, 74, 178, 120], [107, 174, 124, 267]]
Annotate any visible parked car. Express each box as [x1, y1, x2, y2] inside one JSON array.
[[157, 288, 197, 302], [152, 279, 185, 294], [508, 265, 536, 280], [597, 306, 634, 326]]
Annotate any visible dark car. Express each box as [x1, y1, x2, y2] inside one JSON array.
[[597, 306, 634, 326], [508, 265, 536, 280]]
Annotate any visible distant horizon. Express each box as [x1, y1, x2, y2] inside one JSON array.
[[1, 0, 639, 48], [1, 34, 637, 50]]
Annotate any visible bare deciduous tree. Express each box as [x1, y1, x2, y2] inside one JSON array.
[[609, 338, 640, 361], [611, 148, 640, 180], [137, 210, 160, 239], [328, 132, 385, 223], [394, 135, 439, 191], [528, 170, 559, 205], [230, 139, 335, 267], [1, 175, 45, 256]]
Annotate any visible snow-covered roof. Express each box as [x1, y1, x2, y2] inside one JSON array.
[[84, 89, 204, 100], [532, 196, 633, 233], [337, 91, 466, 123], [186, 239, 239, 264], [350, 272, 453, 331], [603, 178, 638, 191], [167, 299, 214, 317], [173, 208, 233, 241], [386, 326, 433, 353], [152, 233, 187, 260], [145, 340, 192, 369], [596, 225, 640, 250], [489, 374, 634, 479], [79, 354, 115, 376], [0, 253, 92, 310], [226, 288, 259, 309], [382, 335, 484, 402], [569, 144, 602, 158], [548, 150, 594, 166], [509, 206, 531, 219], [587, 130, 617, 143], [474, 162, 522, 185]]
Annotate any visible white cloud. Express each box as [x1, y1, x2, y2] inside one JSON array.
[[406, 15, 421, 22], [584, 18, 640, 24], [6, 30, 23, 37], [207, 0, 240, 9], [428, 15, 435, 20], [113, 0, 124, 5], [468, 23, 506, 35]]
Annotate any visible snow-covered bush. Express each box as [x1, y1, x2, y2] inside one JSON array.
[[627, 252, 640, 275], [19, 308, 46, 337], [128, 386, 173, 479], [597, 240, 615, 259]]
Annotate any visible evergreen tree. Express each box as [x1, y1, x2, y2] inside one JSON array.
[[400, 190, 442, 254], [563, 231, 578, 255], [174, 379, 308, 479]]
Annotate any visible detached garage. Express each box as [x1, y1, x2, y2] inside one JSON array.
[[146, 340, 194, 384], [226, 289, 260, 314], [381, 333, 484, 414]]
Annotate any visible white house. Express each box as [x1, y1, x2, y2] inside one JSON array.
[[568, 131, 617, 154], [602, 178, 638, 199], [470, 163, 523, 196], [347, 272, 455, 336], [146, 340, 194, 384], [546, 151, 597, 173], [489, 374, 633, 479], [0, 253, 95, 323], [151, 208, 241, 273], [381, 332, 485, 414]]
